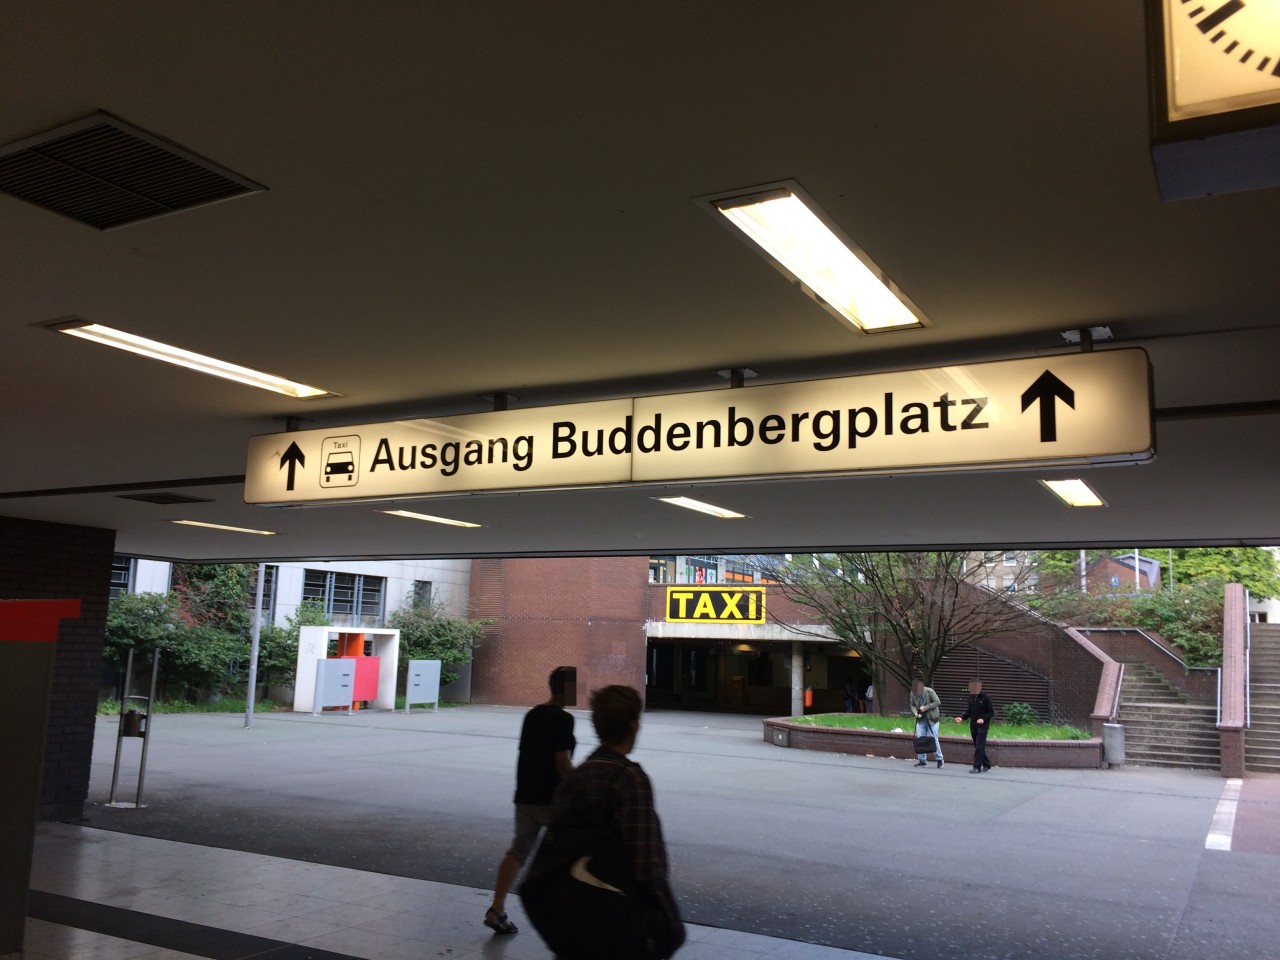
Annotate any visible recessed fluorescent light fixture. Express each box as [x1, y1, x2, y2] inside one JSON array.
[[381, 509, 482, 528], [45, 318, 334, 399], [1039, 478, 1107, 508], [704, 182, 926, 333], [171, 520, 277, 535], [656, 496, 746, 519]]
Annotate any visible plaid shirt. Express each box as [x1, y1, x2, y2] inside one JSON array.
[[554, 746, 684, 955]]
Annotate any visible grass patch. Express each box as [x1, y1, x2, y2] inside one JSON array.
[[790, 713, 1090, 741], [98, 698, 286, 716]]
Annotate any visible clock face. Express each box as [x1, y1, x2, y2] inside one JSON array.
[[1163, 0, 1280, 121]]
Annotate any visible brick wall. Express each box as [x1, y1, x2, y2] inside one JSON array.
[[975, 616, 1105, 729], [470, 556, 650, 706], [0, 516, 115, 819]]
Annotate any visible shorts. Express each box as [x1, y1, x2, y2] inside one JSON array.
[[506, 803, 555, 864]]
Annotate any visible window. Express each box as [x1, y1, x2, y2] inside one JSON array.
[[686, 556, 720, 584], [252, 565, 278, 623], [109, 556, 134, 598], [412, 580, 433, 608], [302, 570, 386, 626], [1003, 552, 1017, 566], [649, 557, 676, 584]]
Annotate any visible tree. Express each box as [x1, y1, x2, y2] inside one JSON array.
[[387, 599, 490, 686], [1036, 547, 1280, 599], [747, 552, 1039, 693], [256, 598, 332, 690], [1161, 547, 1280, 599]]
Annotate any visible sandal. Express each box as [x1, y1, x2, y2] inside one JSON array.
[[484, 907, 518, 935]]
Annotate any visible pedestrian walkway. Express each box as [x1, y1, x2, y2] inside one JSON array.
[[24, 821, 894, 960]]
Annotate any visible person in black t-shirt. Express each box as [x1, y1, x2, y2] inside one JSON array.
[[484, 666, 577, 936]]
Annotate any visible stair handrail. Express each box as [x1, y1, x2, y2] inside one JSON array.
[[1109, 661, 1125, 723], [1245, 589, 1252, 730]]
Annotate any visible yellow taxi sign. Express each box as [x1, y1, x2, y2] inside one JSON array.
[[666, 586, 766, 624]]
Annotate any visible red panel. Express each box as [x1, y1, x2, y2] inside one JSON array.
[[345, 655, 380, 702], [0, 600, 81, 642]]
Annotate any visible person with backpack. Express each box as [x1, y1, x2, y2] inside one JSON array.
[[521, 684, 685, 959]]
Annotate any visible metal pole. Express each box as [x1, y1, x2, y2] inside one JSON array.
[[108, 648, 134, 805], [245, 563, 266, 729], [135, 651, 160, 807], [1079, 549, 1087, 593]]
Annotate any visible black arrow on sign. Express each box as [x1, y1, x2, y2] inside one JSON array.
[[1020, 370, 1075, 442], [280, 441, 306, 491]]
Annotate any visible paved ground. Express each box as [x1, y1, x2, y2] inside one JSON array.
[[81, 706, 1279, 960]]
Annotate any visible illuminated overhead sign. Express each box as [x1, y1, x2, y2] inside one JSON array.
[[666, 587, 766, 624], [244, 349, 1153, 506]]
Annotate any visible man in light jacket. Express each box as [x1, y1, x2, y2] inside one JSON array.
[[909, 678, 944, 769]]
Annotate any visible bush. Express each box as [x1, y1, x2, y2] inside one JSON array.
[[1003, 701, 1039, 725], [387, 602, 489, 686]]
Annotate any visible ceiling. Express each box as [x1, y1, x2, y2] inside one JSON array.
[[3, 2, 1279, 563]]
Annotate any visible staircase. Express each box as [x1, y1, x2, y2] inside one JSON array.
[[1246, 626, 1280, 774], [1117, 663, 1220, 770]]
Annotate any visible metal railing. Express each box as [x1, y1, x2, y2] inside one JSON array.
[[1109, 662, 1125, 723], [1246, 589, 1252, 729]]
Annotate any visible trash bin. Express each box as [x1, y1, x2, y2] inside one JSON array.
[[1102, 722, 1125, 767]]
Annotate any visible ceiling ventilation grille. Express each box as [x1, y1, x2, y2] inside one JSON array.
[[0, 112, 264, 229], [116, 492, 215, 506]]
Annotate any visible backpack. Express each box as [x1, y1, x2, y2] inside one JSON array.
[[519, 761, 660, 960]]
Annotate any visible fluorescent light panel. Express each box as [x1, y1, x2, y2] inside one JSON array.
[[171, 520, 277, 535], [50, 319, 333, 399], [656, 496, 746, 519], [382, 509, 482, 528], [712, 187, 923, 333], [1040, 478, 1107, 508]]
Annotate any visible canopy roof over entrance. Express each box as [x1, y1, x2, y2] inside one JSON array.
[[3, 3, 1279, 561]]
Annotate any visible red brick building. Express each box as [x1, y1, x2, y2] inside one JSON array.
[[468, 555, 1105, 727], [468, 556, 864, 714]]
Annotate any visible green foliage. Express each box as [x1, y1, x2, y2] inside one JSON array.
[[105, 591, 179, 665], [256, 599, 332, 686], [793, 713, 1089, 740], [1161, 547, 1280, 600], [1027, 579, 1226, 666], [171, 563, 255, 634], [387, 601, 489, 686], [106, 563, 272, 699], [1037, 547, 1280, 600], [1003, 701, 1039, 725], [98, 697, 283, 715]]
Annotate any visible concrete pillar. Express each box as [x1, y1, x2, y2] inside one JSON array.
[[791, 641, 804, 716], [0, 600, 81, 957]]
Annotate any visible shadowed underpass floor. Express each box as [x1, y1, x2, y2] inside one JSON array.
[[78, 706, 1280, 960]]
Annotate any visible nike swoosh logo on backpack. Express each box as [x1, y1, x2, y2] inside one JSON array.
[[570, 856, 624, 894]]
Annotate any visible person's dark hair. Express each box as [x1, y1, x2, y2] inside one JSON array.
[[590, 684, 641, 745], [548, 666, 574, 697]]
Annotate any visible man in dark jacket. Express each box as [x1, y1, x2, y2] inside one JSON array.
[[955, 678, 995, 773]]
